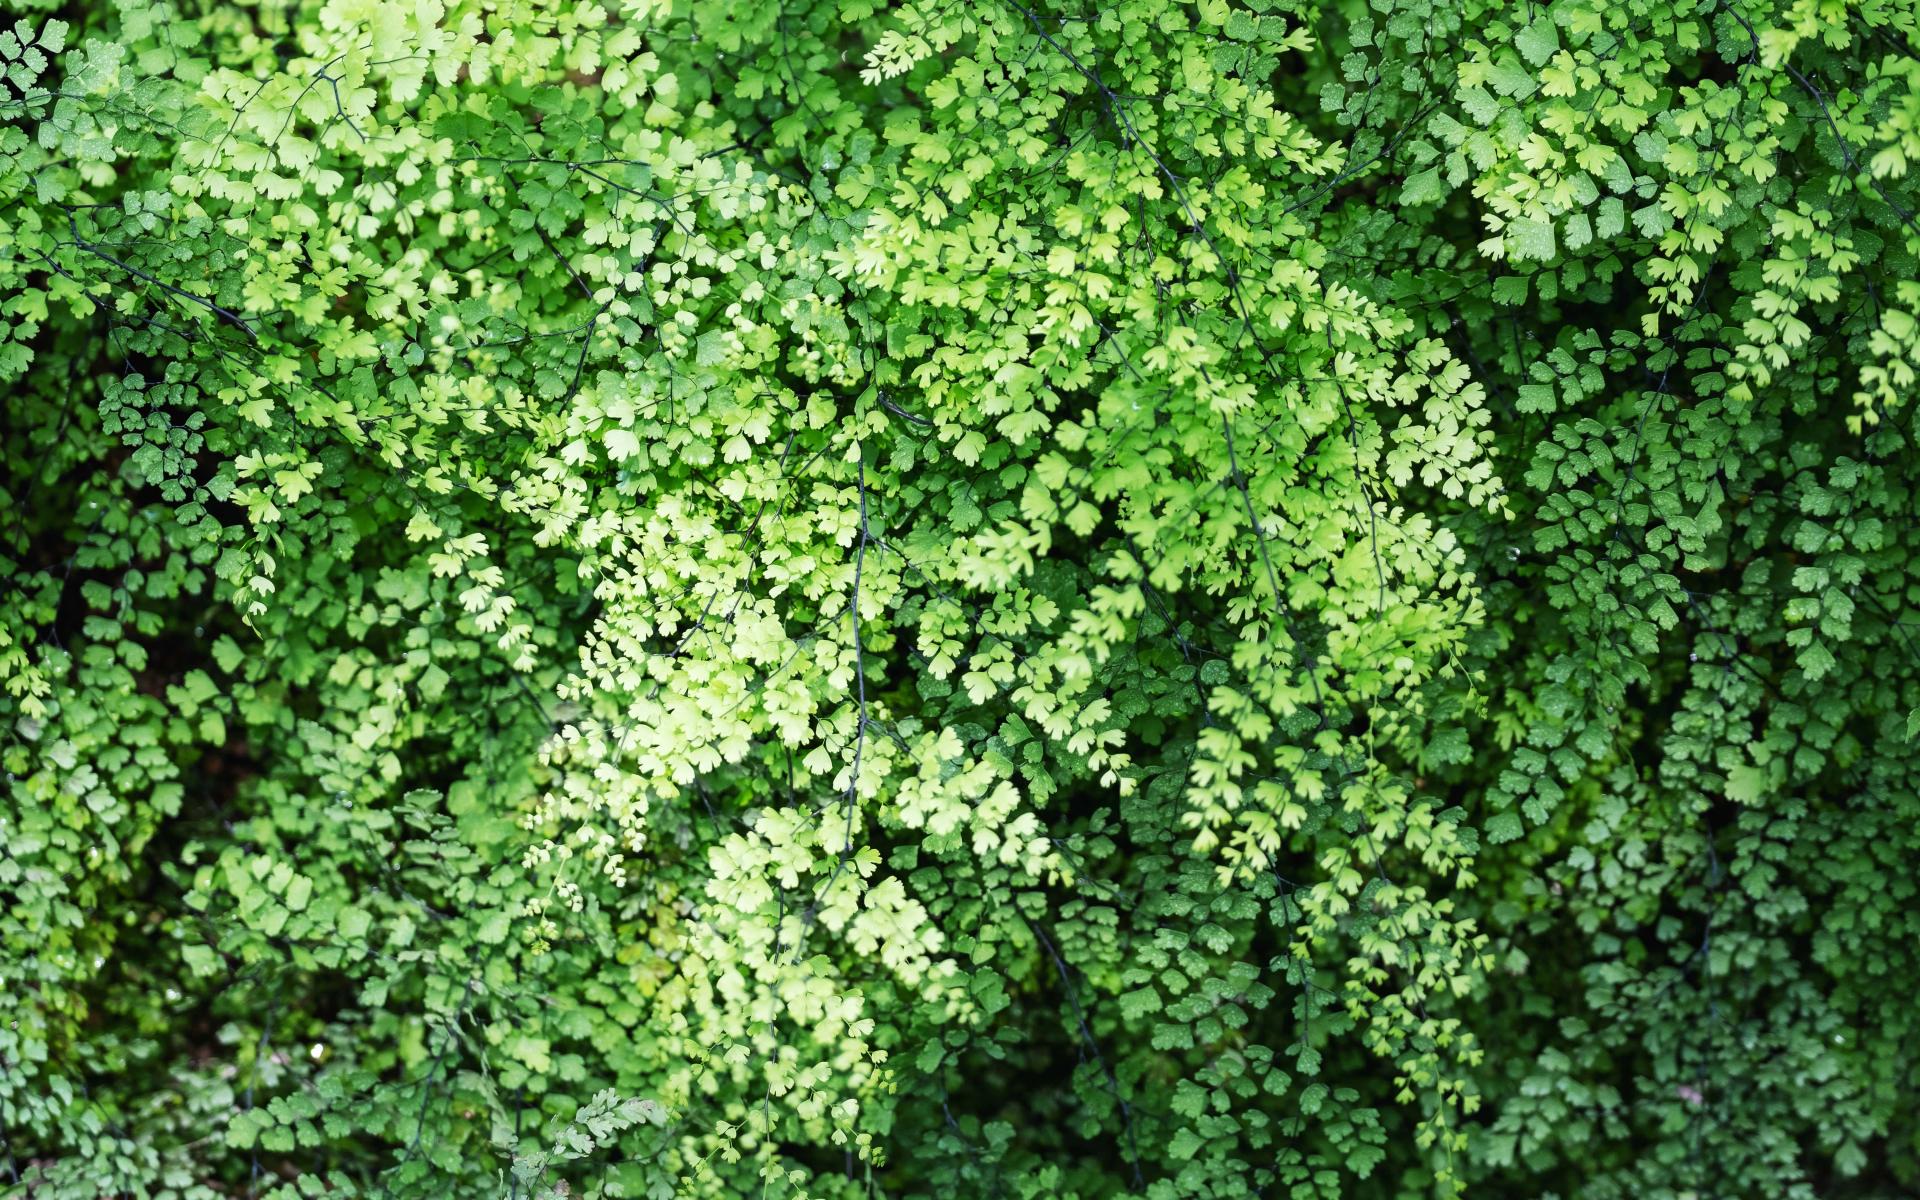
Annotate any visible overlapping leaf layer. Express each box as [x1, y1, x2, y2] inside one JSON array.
[[3, 1, 1917, 1197]]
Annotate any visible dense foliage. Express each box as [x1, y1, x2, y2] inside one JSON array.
[[3, 0, 1918, 1196]]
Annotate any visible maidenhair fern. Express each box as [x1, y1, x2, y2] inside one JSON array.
[[3, 1, 1918, 1198]]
